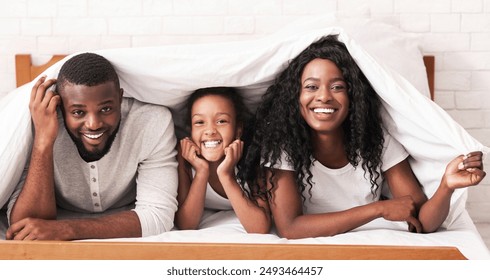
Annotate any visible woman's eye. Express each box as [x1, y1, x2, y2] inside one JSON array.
[[331, 84, 346, 92], [305, 84, 318, 90]]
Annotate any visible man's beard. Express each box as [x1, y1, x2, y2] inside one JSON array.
[[66, 122, 120, 163]]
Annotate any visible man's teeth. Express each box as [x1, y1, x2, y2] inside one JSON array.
[[203, 140, 221, 148], [313, 108, 335, 114], [84, 133, 103, 139]]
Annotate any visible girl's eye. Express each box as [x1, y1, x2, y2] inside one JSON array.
[[331, 84, 346, 92], [217, 119, 228, 124], [193, 120, 204, 126]]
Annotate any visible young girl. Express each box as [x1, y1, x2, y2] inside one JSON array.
[[175, 87, 271, 233], [241, 35, 485, 239]]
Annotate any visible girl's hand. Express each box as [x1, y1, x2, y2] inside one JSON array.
[[179, 137, 209, 173], [444, 151, 486, 190], [217, 139, 243, 180], [379, 196, 422, 233], [29, 76, 60, 148]]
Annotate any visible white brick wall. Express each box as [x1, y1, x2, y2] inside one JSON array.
[[0, 0, 489, 221]]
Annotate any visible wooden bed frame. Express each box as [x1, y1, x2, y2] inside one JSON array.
[[0, 53, 463, 260]]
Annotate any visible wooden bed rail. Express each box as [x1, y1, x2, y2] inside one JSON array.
[[0, 241, 466, 260]]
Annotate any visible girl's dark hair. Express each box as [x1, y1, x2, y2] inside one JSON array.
[[57, 52, 120, 94], [241, 35, 384, 201], [185, 87, 254, 188]]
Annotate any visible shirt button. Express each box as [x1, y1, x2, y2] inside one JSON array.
[[92, 178, 96, 182], [90, 165, 95, 169], [92, 192, 98, 197], [94, 203, 100, 207]]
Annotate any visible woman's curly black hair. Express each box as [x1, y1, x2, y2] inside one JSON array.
[[239, 35, 385, 201]]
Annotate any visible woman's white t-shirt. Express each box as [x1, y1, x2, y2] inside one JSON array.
[[269, 133, 409, 214]]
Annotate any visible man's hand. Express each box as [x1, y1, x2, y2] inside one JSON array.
[[30, 76, 60, 148], [6, 218, 73, 241]]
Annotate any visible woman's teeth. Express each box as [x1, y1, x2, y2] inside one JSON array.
[[313, 108, 334, 114]]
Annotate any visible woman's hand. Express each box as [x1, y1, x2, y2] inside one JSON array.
[[378, 195, 422, 233], [444, 151, 486, 190]]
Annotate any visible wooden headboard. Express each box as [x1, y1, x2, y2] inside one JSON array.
[[15, 54, 436, 100]]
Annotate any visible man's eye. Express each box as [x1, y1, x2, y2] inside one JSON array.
[[101, 107, 112, 113], [72, 111, 84, 117]]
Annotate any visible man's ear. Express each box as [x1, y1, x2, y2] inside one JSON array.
[[119, 88, 124, 103]]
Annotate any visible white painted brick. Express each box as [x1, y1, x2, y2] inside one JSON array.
[[434, 90, 455, 109], [192, 17, 224, 35], [462, 14, 490, 32], [68, 36, 101, 53], [471, 33, 490, 51], [0, 0, 27, 17], [228, 0, 282, 15], [224, 16, 255, 34], [367, 0, 394, 14], [255, 16, 303, 34], [395, 0, 451, 13], [27, 0, 57, 17], [88, 0, 142, 17], [452, 0, 483, 13], [100, 36, 132, 49], [400, 14, 430, 32], [422, 33, 470, 52], [0, 19, 20, 35], [53, 18, 107, 36], [468, 184, 490, 203], [57, 0, 87, 17], [481, 93, 490, 108], [37, 36, 70, 54], [0, 73, 15, 93], [430, 14, 460, 32], [486, 0, 490, 12], [173, 0, 227, 16], [447, 109, 485, 128], [162, 17, 194, 34], [471, 71, 490, 90], [467, 201, 490, 222], [142, 0, 172, 16], [435, 70, 471, 90], [109, 17, 162, 35], [455, 91, 483, 109], [444, 52, 490, 70], [337, 0, 371, 17], [283, 0, 336, 15], [21, 18, 51, 36], [466, 128, 490, 146], [0, 36, 37, 54]]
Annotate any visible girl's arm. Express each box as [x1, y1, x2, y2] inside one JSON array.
[[174, 138, 209, 230], [217, 140, 272, 234], [267, 167, 422, 239], [417, 152, 485, 232]]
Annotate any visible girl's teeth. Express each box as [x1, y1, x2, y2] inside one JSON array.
[[313, 108, 334, 113], [204, 140, 221, 148]]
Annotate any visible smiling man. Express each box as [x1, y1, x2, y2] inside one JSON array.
[[6, 53, 178, 240]]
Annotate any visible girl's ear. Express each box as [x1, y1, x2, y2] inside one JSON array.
[[236, 122, 243, 139]]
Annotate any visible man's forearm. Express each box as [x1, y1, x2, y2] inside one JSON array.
[[10, 144, 57, 223]]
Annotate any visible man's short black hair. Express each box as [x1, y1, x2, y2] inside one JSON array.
[[56, 52, 120, 93]]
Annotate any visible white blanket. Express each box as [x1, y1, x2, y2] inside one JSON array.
[[0, 16, 488, 244]]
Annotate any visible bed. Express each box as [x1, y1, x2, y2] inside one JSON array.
[[1, 16, 489, 260]]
